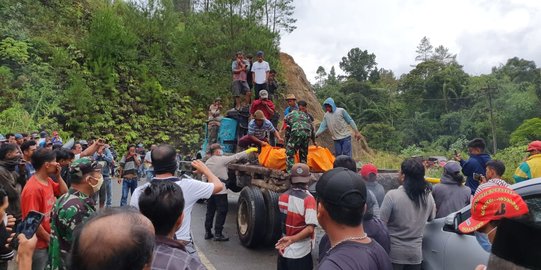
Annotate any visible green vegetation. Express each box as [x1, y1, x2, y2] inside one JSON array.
[[0, 0, 295, 152], [314, 36, 541, 172]]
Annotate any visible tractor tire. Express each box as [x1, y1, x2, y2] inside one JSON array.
[[262, 189, 282, 247], [237, 186, 267, 248]]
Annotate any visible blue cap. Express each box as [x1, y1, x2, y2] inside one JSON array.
[[256, 51, 264, 56], [0, 135, 5, 142], [15, 134, 23, 139]]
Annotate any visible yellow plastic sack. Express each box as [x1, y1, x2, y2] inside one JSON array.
[[259, 145, 335, 172], [307, 146, 335, 172], [258, 145, 297, 171]]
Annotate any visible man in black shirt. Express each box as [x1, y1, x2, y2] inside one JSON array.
[[315, 168, 392, 270]]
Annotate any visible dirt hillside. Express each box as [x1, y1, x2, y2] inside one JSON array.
[[277, 53, 373, 160]]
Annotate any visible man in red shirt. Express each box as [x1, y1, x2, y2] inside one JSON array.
[[249, 90, 276, 121], [21, 148, 68, 270]]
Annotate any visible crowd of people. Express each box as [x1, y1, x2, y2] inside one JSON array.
[[0, 131, 538, 270], [0, 50, 537, 270]]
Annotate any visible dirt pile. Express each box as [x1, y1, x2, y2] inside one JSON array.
[[277, 52, 373, 160]]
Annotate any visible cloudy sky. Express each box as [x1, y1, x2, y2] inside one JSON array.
[[280, 0, 541, 83]]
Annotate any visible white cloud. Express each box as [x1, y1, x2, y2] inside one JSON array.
[[280, 0, 541, 83]]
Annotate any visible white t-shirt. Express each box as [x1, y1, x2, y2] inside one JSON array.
[[130, 177, 214, 241], [251, 61, 270, 84], [143, 151, 152, 169]]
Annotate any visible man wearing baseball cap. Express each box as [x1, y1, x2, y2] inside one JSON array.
[[275, 163, 317, 270], [458, 186, 529, 253], [249, 90, 276, 121], [48, 157, 103, 270], [513, 140, 541, 183], [204, 143, 256, 241], [252, 50, 270, 98], [360, 163, 385, 206], [316, 168, 392, 269]]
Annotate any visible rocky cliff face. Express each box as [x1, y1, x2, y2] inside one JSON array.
[[277, 53, 373, 160]]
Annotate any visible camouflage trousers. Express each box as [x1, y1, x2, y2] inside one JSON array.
[[286, 131, 309, 172]]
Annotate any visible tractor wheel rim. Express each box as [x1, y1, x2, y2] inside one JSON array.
[[238, 198, 248, 235]]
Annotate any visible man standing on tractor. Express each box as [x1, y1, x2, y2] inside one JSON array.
[[284, 101, 316, 173], [316, 98, 362, 157]]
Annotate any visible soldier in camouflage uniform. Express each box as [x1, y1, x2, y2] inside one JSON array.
[[48, 158, 103, 270], [284, 100, 317, 172]]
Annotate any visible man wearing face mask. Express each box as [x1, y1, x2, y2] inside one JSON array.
[[0, 143, 25, 221], [203, 144, 255, 241], [48, 158, 103, 270], [458, 186, 529, 254]]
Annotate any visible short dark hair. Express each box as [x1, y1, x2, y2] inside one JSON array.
[[139, 181, 184, 236], [0, 144, 18, 160], [70, 207, 154, 270], [55, 149, 74, 162], [21, 140, 37, 153], [71, 143, 81, 150], [486, 160, 506, 177], [297, 100, 307, 107], [31, 148, 56, 170], [320, 199, 364, 227], [127, 144, 135, 151], [5, 134, 14, 139], [333, 155, 357, 172], [151, 145, 178, 175], [269, 69, 277, 74], [468, 138, 486, 151]]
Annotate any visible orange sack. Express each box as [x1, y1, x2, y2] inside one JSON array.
[[259, 145, 335, 172]]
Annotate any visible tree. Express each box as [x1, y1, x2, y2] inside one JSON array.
[[315, 66, 327, 86], [268, 0, 297, 34], [415, 36, 433, 62], [339, 48, 377, 82], [327, 66, 339, 86], [432, 45, 456, 65]]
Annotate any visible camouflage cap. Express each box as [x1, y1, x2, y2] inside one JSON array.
[[69, 158, 102, 182]]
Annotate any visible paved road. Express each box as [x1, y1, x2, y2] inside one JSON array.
[[109, 178, 279, 270]]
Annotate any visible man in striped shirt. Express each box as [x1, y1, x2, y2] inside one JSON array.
[[275, 163, 317, 270]]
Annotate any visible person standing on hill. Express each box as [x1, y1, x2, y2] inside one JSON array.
[[232, 51, 251, 110], [315, 98, 362, 157], [513, 140, 541, 183], [454, 138, 491, 195], [252, 51, 270, 99]]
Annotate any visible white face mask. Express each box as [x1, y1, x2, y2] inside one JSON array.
[[89, 175, 104, 193]]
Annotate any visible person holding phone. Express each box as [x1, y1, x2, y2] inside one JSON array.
[[48, 158, 103, 270], [454, 138, 492, 195], [118, 145, 141, 206], [21, 149, 68, 270]]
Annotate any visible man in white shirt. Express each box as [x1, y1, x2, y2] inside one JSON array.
[[129, 144, 223, 257], [143, 144, 156, 182], [251, 51, 270, 99]]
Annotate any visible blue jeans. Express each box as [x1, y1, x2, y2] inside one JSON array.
[[93, 177, 112, 207], [334, 136, 352, 157], [120, 179, 138, 206]]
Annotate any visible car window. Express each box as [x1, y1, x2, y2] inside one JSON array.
[[524, 195, 541, 223]]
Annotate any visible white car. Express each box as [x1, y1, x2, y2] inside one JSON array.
[[422, 178, 541, 270]]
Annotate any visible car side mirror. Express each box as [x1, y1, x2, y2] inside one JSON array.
[[443, 211, 462, 233]]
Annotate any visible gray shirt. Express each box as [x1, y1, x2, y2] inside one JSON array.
[[432, 176, 471, 218], [366, 181, 385, 206], [380, 186, 436, 265], [204, 152, 248, 195]]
